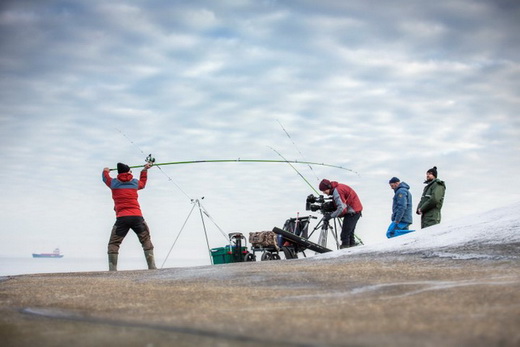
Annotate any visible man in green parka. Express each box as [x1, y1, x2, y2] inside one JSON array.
[[416, 166, 446, 228]]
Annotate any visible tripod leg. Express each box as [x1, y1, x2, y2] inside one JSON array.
[[196, 200, 213, 264], [160, 202, 197, 269], [308, 218, 323, 239], [317, 219, 329, 247]]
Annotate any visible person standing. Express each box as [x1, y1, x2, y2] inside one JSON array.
[[387, 177, 413, 238], [102, 162, 157, 271], [416, 166, 446, 228], [319, 179, 363, 248]]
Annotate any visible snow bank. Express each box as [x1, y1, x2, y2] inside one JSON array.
[[319, 201, 520, 259]]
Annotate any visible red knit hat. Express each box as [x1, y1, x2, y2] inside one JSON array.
[[319, 179, 332, 191]]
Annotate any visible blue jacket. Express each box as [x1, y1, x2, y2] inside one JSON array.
[[391, 182, 413, 224]]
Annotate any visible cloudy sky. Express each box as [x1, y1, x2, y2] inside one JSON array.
[[1, 0, 519, 267]]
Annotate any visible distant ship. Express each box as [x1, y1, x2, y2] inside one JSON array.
[[32, 248, 64, 258]]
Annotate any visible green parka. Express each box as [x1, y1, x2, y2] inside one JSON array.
[[417, 178, 446, 228]]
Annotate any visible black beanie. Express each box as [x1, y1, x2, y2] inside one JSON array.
[[117, 162, 130, 174], [319, 179, 332, 191], [389, 177, 400, 184], [427, 166, 438, 178]]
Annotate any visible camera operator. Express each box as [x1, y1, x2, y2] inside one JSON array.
[[319, 179, 363, 249]]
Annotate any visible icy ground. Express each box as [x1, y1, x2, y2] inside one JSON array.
[[319, 201, 520, 261]]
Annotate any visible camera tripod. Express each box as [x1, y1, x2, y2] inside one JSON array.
[[308, 215, 341, 250]]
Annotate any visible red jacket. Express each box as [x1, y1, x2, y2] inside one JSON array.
[[102, 170, 147, 217], [330, 181, 363, 218]]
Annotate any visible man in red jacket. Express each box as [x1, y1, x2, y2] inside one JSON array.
[[319, 179, 363, 249], [102, 162, 156, 271]]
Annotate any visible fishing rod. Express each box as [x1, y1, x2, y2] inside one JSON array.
[[110, 157, 357, 173], [277, 119, 320, 182], [268, 146, 321, 195]]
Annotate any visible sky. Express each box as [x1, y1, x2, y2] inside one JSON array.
[[1, 0, 519, 268]]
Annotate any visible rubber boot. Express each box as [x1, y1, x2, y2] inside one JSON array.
[[144, 250, 157, 270], [108, 254, 118, 271]]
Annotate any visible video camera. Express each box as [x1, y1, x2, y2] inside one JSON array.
[[305, 194, 335, 214]]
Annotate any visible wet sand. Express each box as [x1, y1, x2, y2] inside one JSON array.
[[1, 247, 519, 346]]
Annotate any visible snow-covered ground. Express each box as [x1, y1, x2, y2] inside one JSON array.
[[319, 201, 520, 260]]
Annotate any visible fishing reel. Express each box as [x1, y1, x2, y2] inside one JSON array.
[[145, 154, 156, 166]]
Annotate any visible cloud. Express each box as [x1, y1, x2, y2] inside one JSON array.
[[0, 0, 519, 266]]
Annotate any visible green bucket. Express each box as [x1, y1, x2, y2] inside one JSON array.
[[210, 245, 247, 264]]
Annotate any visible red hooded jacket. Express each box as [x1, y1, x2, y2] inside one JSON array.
[[329, 181, 363, 218], [102, 170, 147, 217]]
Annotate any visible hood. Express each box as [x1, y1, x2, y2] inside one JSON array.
[[395, 181, 410, 192], [117, 172, 134, 182], [424, 178, 445, 186]]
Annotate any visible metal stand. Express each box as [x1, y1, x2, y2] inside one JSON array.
[[161, 198, 228, 268]]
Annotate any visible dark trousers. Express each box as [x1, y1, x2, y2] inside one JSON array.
[[341, 212, 361, 246], [108, 216, 154, 254]]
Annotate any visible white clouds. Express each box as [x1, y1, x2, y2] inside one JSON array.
[[0, 0, 519, 264]]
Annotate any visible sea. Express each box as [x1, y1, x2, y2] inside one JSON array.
[[0, 256, 211, 277]]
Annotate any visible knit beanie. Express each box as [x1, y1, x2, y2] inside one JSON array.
[[117, 162, 130, 174], [427, 166, 438, 178], [389, 177, 400, 184], [319, 179, 332, 191]]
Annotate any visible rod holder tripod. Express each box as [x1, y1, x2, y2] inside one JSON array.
[[160, 197, 228, 268]]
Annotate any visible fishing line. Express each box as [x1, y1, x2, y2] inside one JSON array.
[[276, 119, 320, 181], [198, 203, 229, 240], [268, 146, 321, 195], [114, 128, 192, 200]]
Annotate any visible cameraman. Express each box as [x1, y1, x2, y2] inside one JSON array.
[[319, 179, 363, 249]]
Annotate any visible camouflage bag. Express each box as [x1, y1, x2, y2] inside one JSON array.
[[249, 231, 279, 250]]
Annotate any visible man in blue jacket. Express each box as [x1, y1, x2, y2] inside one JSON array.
[[387, 177, 414, 238]]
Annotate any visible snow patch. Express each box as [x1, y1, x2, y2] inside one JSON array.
[[318, 202, 520, 259]]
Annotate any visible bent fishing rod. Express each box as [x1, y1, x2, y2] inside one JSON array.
[[110, 155, 358, 174]]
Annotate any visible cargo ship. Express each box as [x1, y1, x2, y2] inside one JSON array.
[[32, 248, 64, 258]]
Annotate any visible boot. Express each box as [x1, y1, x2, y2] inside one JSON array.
[[144, 250, 157, 270], [108, 254, 118, 271]]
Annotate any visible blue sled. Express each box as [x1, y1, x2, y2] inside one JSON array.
[[386, 222, 415, 238]]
